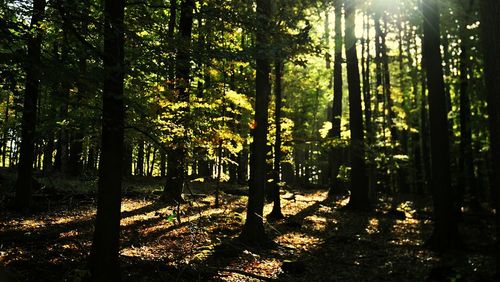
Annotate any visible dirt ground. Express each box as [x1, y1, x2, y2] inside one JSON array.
[[0, 175, 497, 281]]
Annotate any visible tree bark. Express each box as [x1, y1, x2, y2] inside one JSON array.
[[422, 0, 461, 251], [458, 24, 477, 213], [88, 0, 125, 279], [268, 60, 284, 220], [344, 0, 369, 210], [163, 0, 194, 203], [239, 0, 272, 246], [479, 0, 500, 273], [328, 0, 345, 196], [14, 0, 46, 210], [136, 139, 144, 176], [2, 80, 11, 167]]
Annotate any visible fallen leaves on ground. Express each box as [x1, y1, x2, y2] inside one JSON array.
[[0, 179, 496, 281]]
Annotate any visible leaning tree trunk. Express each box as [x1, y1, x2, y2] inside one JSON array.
[[344, 0, 369, 210], [422, 0, 461, 251], [88, 0, 125, 279], [239, 0, 272, 247], [14, 0, 46, 210], [479, 0, 500, 273]]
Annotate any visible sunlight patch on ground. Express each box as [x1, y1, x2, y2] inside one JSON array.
[[276, 232, 322, 252], [365, 218, 380, 235], [304, 215, 328, 232], [221, 257, 282, 281]]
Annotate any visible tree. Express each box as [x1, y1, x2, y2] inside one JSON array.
[[479, 0, 500, 273], [344, 0, 369, 210], [422, 0, 461, 251], [88, 0, 125, 279], [14, 0, 46, 210], [328, 0, 345, 196], [267, 60, 285, 220], [162, 0, 195, 204], [239, 0, 272, 247], [457, 0, 477, 213]]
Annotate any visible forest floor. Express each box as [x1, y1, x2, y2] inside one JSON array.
[[0, 170, 497, 281]]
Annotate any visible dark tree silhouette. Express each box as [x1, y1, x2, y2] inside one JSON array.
[[14, 0, 46, 210], [328, 0, 344, 196], [457, 1, 477, 213], [163, 0, 195, 204], [422, 0, 461, 251], [239, 0, 272, 246], [344, 0, 369, 210], [479, 0, 500, 273], [268, 60, 285, 220], [88, 0, 125, 279]]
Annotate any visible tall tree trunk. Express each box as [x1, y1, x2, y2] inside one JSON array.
[[344, 0, 369, 210], [136, 139, 144, 176], [418, 40, 431, 193], [2, 84, 10, 167], [422, 0, 461, 251], [88, 0, 125, 279], [458, 23, 477, 213], [268, 60, 284, 220], [237, 146, 248, 183], [43, 61, 57, 174], [381, 15, 396, 142], [361, 10, 376, 197], [148, 147, 157, 176], [328, 0, 344, 196], [163, 0, 194, 203], [239, 0, 272, 246], [145, 143, 151, 176], [479, 0, 500, 273], [87, 142, 96, 172], [159, 151, 166, 177], [123, 141, 132, 176], [407, 28, 424, 194], [14, 0, 46, 210], [68, 133, 83, 176], [54, 35, 70, 173]]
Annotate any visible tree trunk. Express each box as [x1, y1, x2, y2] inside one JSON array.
[[163, 0, 194, 203], [479, 0, 500, 273], [159, 151, 166, 177], [14, 0, 46, 210], [148, 147, 157, 176], [361, 10, 376, 197], [68, 132, 83, 176], [86, 142, 96, 172], [2, 83, 10, 167], [344, 0, 369, 210], [268, 60, 284, 220], [145, 143, 151, 176], [88, 0, 125, 279], [418, 32, 432, 193], [458, 25, 477, 213], [123, 141, 132, 176], [381, 15, 397, 142], [406, 28, 424, 194], [239, 0, 272, 247], [237, 147, 248, 184], [136, 139, 144, 176], [422, 0, 461, 251], [328, 0, 345, 196]]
